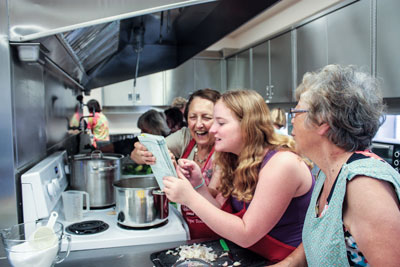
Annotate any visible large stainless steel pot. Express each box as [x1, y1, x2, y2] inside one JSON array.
[[70, 151, 123, 208], [113, 177, 169, 228]]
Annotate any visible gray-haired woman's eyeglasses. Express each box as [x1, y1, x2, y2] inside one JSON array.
[[289, 108, 309, 118]]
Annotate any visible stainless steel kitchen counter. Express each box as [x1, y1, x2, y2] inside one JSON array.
[[0, 240, 186, 267], [58, 240, 186, 267]]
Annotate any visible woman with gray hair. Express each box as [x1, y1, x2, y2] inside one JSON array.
[[275, 65, 400, 266]]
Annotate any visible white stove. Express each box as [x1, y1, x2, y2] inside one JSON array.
[[21, 150, 188, 251]]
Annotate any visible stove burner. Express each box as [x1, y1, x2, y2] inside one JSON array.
[[66, 220, 109, 235]]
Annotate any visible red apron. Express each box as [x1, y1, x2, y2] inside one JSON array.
[[221, 199, 296, 263], [181, 139, 219, 239]]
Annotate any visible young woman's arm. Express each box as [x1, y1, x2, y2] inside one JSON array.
[[164, 151, 312, 247]]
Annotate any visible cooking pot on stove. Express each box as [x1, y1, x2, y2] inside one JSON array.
[[70, 151, 123, 208], [113, 177, 169, 228]]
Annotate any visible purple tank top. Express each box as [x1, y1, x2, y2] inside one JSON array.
[[231, 150, 315, 247]]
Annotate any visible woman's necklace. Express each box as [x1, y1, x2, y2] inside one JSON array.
[[194, 146, 207, 165]]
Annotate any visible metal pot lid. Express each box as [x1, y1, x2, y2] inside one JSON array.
[[73, 150, 124, 161]]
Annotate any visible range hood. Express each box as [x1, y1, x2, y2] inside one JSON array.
[[8, 0, 280, 92]]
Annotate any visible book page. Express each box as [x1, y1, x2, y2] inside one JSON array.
[[137, 133, 177, 189]]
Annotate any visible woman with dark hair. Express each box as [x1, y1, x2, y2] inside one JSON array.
[[164, 107, 187, 133], [131, 88, 221, 239], [275, 65, 400, 266], [86, 99, 110, 148], [163, 90, 314, 262], [138, 109, 170, 136]]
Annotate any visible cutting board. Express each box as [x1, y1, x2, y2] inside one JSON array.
[[150, 239, 272, 267]]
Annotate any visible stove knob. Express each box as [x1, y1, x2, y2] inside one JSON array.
[[64, 164, 70, 175], [52, 178, 60, 191], [47, 182, 56, 198]]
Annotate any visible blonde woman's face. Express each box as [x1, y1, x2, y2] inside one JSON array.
[[210, 101, 242, 155], [187, 97, 215, 146]]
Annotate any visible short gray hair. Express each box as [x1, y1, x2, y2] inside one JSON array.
[[296, 64, 385, 151]]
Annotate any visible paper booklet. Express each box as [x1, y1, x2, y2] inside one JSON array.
[[137, 133, 177, 189]]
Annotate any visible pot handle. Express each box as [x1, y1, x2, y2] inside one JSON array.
[[91, 150, 103, 159]]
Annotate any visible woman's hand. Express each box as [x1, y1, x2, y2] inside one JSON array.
[[176, 159, 203, 188], [163, 175, 196, 206], [130, 142, 156, 165]]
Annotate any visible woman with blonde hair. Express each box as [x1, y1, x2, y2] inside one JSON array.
[[164, 90, 314, 263]]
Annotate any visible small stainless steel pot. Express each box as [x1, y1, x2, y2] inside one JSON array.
[[113, 177, 169, 228], [70, 151, 123, 208]]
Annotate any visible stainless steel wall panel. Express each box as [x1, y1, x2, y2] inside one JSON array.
[[296, 16, 328, 85], [326, 0, 371, 70], [0, 0, 19, 231], [43, 70, 78, 148], [12, 54, 79, 168], [8, 0, 217, 41], [13, 56, 47, 167], [377, 0, 400, 98], [194, 58, 223, 92], [165, 60, 195, 103]]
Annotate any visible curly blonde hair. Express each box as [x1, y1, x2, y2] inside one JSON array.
[[215, 90, 306, 202]]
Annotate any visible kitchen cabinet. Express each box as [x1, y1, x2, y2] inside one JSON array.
[[269, 31, 293, 102], [297, 0, 371, 84], [103, 57, 224, 107], [326, 0, 371, 69], [252, 42, 269, 98], [226, 55, 236, 90], [165, 57, 224, 103], [296, 16, 328, 85], [251, 31, 293, 103], [102, 72, 164, 106], [377, 0, 400, 98], [194, 58, 223, 92], [226, 49, 251, 90]]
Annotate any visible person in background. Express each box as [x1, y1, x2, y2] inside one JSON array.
[[163, 90, 315, 263], [171, 96, 187, 115], [69, 103, 82, 129], [86, 99, 110, 149], [104, 109, 170, 156], [164, 107, 187, 134], [131, 88, 221, 239], [68, 103, 84, 136], [270, 108, 287, 135], [274, 65, 400, 267], [137, 109, 170, 136]]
